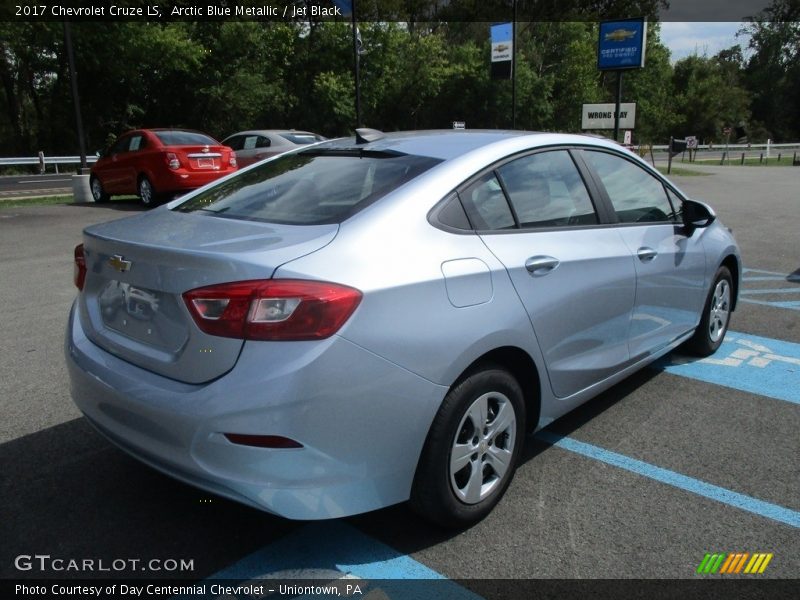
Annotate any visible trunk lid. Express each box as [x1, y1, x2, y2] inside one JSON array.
[[78, 209, 337, 384], [174, 144, 233, 172]]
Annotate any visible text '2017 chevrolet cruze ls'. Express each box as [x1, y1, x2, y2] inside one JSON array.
[[66, 130, 740, 527]]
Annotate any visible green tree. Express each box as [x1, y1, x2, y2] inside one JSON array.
[[741, 0, 800, 140]]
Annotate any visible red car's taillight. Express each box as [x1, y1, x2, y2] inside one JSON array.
[[73, 243, 86, 291], [229, 155, 237, 168], [165, 152, 180, 170], [182, 279, 362, 341]]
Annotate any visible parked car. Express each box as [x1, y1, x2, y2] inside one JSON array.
[[90, 128, 238, 206], [67, 130, 740, 527], [221, 129, 326, 167]]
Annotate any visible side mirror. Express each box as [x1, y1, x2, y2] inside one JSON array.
[[683, 199, 716, 232]]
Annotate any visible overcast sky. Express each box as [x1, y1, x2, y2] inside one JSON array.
[[660, 22, 752, 62]]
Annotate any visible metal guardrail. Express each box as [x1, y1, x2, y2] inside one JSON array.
[[0, 156, 97, 166], [2, 142, 799, 168]]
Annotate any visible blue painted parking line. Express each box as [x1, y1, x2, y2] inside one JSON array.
[[743, 267, 788, 279], [741, 268, 800, 310], [741, 298, 800, 310], [741, 287, 800, 295], [178, 521, 482, 599], [536, 430, 800, 529], [658, 331, 800, 405]]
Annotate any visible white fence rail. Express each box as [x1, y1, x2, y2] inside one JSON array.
[[0, 154, 97, 174]]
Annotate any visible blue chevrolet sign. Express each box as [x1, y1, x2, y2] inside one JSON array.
[[598, 18, 647, 70]]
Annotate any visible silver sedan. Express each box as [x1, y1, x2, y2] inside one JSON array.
[[66, 130, 740, 527], [221, 129, 326, 167]]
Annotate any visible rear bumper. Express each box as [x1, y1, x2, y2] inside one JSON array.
[[65, 302, 446, 519], [155, 168, 237, 193]]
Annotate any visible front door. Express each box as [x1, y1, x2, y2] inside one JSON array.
[[580, 150, 707, 359]]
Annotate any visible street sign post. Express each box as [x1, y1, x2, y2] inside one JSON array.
[[597, 18, 647, 143]]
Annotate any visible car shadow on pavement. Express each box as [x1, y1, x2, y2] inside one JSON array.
[[0, 417, 297, 580], [66, 200, 144, 212]]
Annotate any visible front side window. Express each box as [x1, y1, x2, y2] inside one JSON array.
[[583, 150, 677, 224], [109, 137, 129, 155], [175, 150, 441, 225], [496, 151, 598, 228]]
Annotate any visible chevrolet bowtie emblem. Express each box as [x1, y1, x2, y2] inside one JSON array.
[[108, 255, 132, 272]]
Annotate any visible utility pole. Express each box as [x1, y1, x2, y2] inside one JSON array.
[[351, 0, 362, 128], [511, 0, 517, 129], [63, 21, 87, 171]]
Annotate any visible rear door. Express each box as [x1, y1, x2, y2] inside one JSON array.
[[117, 133, 147, 193], [101, 135, 133, 193], [579, 149, 707, 359], [466, 149, 636, 398]]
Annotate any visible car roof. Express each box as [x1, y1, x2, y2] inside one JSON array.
[[224, 130, 319, 138], [313, 130, 625, 161]]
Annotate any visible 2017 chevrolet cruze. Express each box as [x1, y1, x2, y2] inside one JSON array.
[[66, 130, 740, 527]]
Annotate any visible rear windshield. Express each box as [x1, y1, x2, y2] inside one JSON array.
[[154, 131, 218, 146], [279, 133, 325, 145], [174, 150, 441, 225]]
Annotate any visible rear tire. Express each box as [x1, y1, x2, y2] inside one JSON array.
[[137, 175, 158, 207], [90, 176, 109, 203], [410, 365, 525, 528], [685, 266, 733, 356]]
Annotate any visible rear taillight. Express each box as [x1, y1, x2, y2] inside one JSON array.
[[165, 152, 180, 170], [73, 243, 86, 291], [229, 154, 237, 168], [183, 279, 362, 341]]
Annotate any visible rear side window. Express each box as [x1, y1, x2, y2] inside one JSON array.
[[223, 136, 244, 150], [458, 172, 516, 230], [128, 135, 145, 151], [496, 151, 598, 227], [280, 133, 325, 145], [175, 150, 441, 225], [584, 151, 678, 223], [154, 131, 218, 146]]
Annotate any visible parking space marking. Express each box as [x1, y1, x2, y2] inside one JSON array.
[[741, 268, 800, 310], [536, 430, 800, 529], [658, 331, 800, 404], [179, 521, 482, 598]]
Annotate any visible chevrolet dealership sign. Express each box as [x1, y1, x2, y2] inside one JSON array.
[[582, 103, 636, 130]]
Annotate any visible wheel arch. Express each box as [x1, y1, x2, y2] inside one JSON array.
[[452, 346, 542, 434], [719, 254, 740, 311]]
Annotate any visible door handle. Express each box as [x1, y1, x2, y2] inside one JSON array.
[[525, 256, 560, 275], [637, 247, 658, 262]]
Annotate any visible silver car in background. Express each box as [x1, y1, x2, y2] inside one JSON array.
[[221, 129, 326, 167], [66, 130, 740, 527]]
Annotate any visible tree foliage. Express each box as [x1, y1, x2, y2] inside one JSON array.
[[0, 0, 796, 157]]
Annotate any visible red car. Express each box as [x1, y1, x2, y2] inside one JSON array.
[[90, 128, 238, 206]]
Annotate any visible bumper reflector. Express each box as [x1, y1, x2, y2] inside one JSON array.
[[223, 433, 303, 449]]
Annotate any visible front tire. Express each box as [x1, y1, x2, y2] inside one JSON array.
[[410, 365, 525, 528], [685, 266, 733, 356]]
